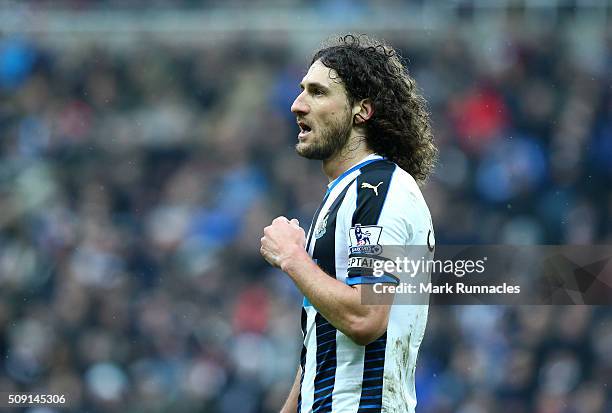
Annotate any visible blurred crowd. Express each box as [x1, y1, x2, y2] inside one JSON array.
[[0, 11, 611, 413]]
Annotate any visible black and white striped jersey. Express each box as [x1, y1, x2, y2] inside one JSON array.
[[297, 153, 433, 413]]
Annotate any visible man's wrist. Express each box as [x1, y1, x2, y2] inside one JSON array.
[[280, 245, 310, 274]]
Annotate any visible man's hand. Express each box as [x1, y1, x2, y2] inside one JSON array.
[[260, 216, 306, 269]]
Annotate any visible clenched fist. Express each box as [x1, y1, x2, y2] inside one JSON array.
[[260, 216, 306, 270]]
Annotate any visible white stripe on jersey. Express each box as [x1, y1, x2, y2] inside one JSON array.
[[300, 305, 319, 411]]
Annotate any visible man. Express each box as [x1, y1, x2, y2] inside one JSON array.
[[260, 34, 437, 413]]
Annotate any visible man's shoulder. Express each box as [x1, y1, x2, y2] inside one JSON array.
[[359, 158, 396, 176], [357, 159, 420, 197], [357, 159, 431, 225], [354, 160, 395, 201]]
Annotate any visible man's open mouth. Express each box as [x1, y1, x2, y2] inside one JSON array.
[[298, 121, 312, 138]]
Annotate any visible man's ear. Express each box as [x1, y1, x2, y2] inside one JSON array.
[[352, 99, 374, 124]]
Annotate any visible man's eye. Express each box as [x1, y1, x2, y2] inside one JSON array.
[[313, 89, 324, 96]]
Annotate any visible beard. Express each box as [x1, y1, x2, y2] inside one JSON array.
[[296, 110, 353, 160]]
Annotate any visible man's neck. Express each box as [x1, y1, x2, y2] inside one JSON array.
[[322, 136, 374, 182]]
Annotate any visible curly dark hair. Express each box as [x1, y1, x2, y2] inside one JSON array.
[[311, 34, 437, 184]]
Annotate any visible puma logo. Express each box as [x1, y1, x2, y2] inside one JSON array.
[[361, 181, 383, 196]]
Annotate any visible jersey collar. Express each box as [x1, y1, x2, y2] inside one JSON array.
[[325, 153, 384, 197]]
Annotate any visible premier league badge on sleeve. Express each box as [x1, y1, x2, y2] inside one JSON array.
[[349, 224, 383, 255]]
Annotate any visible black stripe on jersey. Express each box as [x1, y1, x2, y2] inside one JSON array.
[[313, 313, 336, 413], [357, 333, 387, 413], [297, 308, 307, 413], [301, 307, 307, 337], [312, 177, 356, 276], [351, 160, 396, 227]]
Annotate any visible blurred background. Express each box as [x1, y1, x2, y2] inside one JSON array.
[[0, 0, 611, 412]]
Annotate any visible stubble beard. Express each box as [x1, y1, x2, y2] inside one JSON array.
[[296, 111, 353, 161]]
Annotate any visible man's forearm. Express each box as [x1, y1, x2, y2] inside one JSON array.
[[280, 365, 301, 413], [280, 247, 384, 344]]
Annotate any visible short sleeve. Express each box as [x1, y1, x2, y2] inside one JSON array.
[[346, 164, 405, 286]]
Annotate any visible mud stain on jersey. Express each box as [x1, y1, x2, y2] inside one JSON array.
[[382, 333, 412, 412]]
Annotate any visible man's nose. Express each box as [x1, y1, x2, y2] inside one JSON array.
[[291, 92, 309, 115]]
